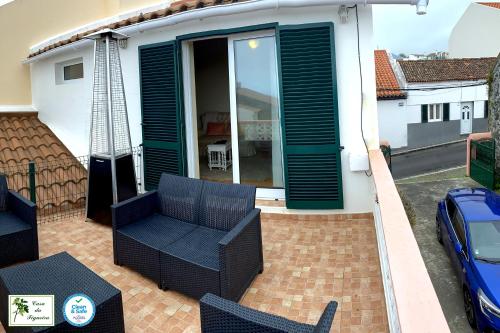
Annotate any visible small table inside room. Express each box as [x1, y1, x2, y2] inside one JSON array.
[[207, 140, 232, 171]]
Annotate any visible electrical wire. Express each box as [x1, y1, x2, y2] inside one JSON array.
[[377, 81, 488, 92], [353, 5, 372, 177]]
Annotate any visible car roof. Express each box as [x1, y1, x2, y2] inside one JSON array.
[[448, 188, 500, 222]]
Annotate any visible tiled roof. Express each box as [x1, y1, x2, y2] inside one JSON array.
[[0, 113, 86, 213], [398, 57, 497, 83], [479, 2, 500, 9], [374, 50, 406, 100], [28, 0, 250, 59]]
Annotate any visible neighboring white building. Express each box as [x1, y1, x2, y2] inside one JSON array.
[[23, 1, 430, 213], [449, 2, 500, 58], [376, 50, 495, 149]]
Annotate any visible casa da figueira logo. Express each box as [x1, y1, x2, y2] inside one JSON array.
[[8, 295, 55, 327]]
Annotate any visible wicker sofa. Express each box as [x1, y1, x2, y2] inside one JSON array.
[[0, 175, 38, 268], [200, 293, 338, 333], [112, 173, 263, 301]]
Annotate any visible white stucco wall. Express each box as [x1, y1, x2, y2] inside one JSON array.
[[376, 82, 489, 149], [449, 2, 500, 58], [31, 5, 378, 213], [405, 82, 489, 123], [377, 99, 407, 148]]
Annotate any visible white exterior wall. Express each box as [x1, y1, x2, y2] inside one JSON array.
[[377, 99, 407, 148], [405, 82, 489, 123], [377, 82, 489, 149], [449, 3, 500, 58], [31, 5, 378, 213]]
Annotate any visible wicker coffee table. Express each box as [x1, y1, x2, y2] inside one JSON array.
[[0, 252, 124, 332]]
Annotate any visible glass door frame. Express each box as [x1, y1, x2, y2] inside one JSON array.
[[181, 31, 285, 200]]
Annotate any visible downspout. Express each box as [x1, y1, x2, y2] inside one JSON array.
[[24, 0, 428, 64]]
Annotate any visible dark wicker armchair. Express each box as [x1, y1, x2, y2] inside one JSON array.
[[200, 293, 338, 333], [0, 175, 38, 267], [112, 173, 263, 301]]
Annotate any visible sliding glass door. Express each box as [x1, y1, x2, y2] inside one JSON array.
[[228, 32, 284, 193], [182, 31, 284, 198]]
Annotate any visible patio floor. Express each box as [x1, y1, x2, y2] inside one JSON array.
[[0, 212, 388, 333]]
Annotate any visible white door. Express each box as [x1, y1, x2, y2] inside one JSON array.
[[460, 102, 473, 135]]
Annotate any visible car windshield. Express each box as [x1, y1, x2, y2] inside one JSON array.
[[469, 220, 500, 262]]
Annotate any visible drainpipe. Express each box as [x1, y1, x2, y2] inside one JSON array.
[[24, 0, 429, 64]]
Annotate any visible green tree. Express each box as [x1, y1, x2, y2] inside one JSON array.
[[489, 56, 500, 179], [12, 298, 29, 322]]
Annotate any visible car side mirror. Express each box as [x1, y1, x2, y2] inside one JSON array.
[[454, 242, 463, 255]]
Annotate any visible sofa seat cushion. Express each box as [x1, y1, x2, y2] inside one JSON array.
[[0, 211, 31, 237], [159, 226, 227, 299], [117, 213, 196, 251], [162, 226, 226, 270]]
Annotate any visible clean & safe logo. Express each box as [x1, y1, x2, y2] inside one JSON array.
[[63, 294, 95, 327]]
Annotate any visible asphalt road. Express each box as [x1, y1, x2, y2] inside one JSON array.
[[391, 142, 467, 180]]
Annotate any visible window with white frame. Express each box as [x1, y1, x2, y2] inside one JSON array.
[[428, 103, 442, 122], [55, 58, 84, 84], [63, 63, 83, 80]]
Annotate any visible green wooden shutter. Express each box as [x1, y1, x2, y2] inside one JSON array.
[[421, 105, 428, 123], [139, 41, 184, 190], [277, 23, 343, 209], [443, 103, 450, 121]]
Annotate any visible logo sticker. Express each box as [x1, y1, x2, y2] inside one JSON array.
[[62, 294, 95, 327], [8, 295, 54, 327]]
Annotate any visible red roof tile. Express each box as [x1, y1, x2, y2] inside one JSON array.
[[398, 57, 497, 83], [0, 113, 86, 214], [28, 0, 251, 59], [374, 50, 406, 100], [479, 2, 500, 9]]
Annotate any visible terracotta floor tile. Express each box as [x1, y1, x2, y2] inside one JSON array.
[[0, 213, 387, 333]]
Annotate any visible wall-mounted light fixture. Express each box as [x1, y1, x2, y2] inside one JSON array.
[[338, 5, 349, 24], [248, 39, 259, 49]]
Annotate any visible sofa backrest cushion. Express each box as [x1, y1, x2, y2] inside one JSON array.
[[198, 181, 256, 231], [0, 175, 7, 212], [157, 173, 203, 224]]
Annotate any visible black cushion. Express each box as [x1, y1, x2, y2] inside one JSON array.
[[0, 176, 7, 212], [157, 174, 203, 224], [198, 181, 256, 231], [117, 213, 196, 250], [0, 211, 31, 237], [161, 226, 226, 270]]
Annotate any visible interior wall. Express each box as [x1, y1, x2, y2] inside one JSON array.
[[193, 38, 230, 126]]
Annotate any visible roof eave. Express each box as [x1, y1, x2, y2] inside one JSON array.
[[24, 0, 429, 64]]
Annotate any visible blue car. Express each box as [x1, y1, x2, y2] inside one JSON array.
[[436, 188, 500, 333]]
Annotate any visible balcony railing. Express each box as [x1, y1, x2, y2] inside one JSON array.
[[0, 146, 143, 222], [370, 149, 450, 333]]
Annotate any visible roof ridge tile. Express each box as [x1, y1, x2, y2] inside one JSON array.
[[397, 57, 497, 83]]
